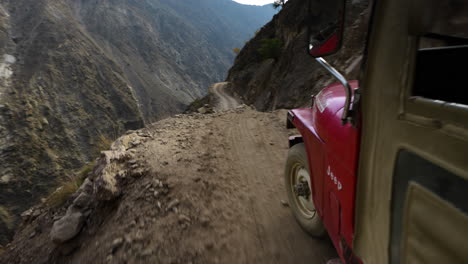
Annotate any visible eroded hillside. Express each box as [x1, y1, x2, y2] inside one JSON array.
[[226, 0, 370, 110]]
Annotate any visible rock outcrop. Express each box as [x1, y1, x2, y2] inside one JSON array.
[[47, 130, 153, 245], [226, 0, 370, 110]]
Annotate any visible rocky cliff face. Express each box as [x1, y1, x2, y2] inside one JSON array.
[[0, 0, 275, 244], [226, 0, 370, 110]]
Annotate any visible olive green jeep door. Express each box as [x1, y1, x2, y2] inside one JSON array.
[[353, 0, 468, 263]]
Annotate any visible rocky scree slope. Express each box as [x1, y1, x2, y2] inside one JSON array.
[[0, 0, 275, 244], [226, 0, 370, 110]]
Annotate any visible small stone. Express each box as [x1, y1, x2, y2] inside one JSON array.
[[197, 107, 207, 114], [29, 232, 36, 238], [269, 142, 275, 146], [0, 174, 13, 184], [32, 209, 41, 218], [131, 140, 141, 147], [178, 214, 191, 224], [111, 237, 124, 253], [41, 118, 49, 126], [153, 191, 159, 197], [167, 199, 180, 210], [193, 177, 201, 182], [280, 200, 289, 207], [20, 208, 34, 219], [140, 247, 153, 256]]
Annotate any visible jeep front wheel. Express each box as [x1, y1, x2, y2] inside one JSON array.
[[284, 143, 326, 237]]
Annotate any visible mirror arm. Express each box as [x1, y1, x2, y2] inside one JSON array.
[[315, 57, 353, 125]]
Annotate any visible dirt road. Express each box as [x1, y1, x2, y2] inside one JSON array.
[[125, 86, 336, 263], [211, 82, 239, 111], [0, 85, 336, 264]]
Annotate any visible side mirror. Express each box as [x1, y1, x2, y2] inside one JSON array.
[[307, 0, 346, 57]]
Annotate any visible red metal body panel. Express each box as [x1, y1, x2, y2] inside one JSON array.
[[290, 80, 360, 263]]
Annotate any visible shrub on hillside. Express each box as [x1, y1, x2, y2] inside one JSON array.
[[258, 38, 282, 60]]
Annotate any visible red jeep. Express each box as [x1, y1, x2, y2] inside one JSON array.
[[284, 0, 468, 263]]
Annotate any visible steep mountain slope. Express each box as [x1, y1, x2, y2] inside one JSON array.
[[69, 0, 277, 120], [0, 0, 275, 244], [226, 0, 370, 110]]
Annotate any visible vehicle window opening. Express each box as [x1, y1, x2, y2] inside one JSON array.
[[412, 42, 468, 105], [411, 0, 468, 105]]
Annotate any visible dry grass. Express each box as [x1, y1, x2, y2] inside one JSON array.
[[45, 180, 81, 208], [45, 160, 96, 208], [77, 160, 96, 181], [95, 134, 112, 153], [0, 206, 14, 230], [45, 131, 110, 209]]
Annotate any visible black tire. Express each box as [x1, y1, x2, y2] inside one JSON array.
[[284, 143, 326, 237]]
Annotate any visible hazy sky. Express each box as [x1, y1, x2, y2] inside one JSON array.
[[232, 0, 275, 6]]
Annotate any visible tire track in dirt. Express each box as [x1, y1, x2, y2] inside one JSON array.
[[209, 109, 336, 264]]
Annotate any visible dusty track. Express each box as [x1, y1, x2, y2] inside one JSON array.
[[0, 85, 336, 264], [211, 82, 239, 111], [137, 108, 336, 264]]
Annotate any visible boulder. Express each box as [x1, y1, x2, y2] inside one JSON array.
[[72, 192, 92, 209], [50, 208, 85, 244], [197, 107, 207, 114]]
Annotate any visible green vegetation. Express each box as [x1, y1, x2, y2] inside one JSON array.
[[258, 38, 282, 60], [272, 0, 285, 9]]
